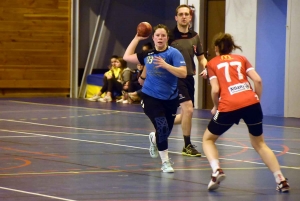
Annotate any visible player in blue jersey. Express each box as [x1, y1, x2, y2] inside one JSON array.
[[123, 24, 187, 173]]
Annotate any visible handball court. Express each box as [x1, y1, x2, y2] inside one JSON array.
[[0, 97, 299, 201]]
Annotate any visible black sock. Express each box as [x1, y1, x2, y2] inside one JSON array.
[[183, 135, 191, 148]]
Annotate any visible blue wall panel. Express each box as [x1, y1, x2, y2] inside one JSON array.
[[256, 0, 287, 116]]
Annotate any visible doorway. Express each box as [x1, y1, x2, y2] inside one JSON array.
[[203, 0, 225, 109]]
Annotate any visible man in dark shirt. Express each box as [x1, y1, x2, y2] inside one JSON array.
[[169, 4, 207, 157]]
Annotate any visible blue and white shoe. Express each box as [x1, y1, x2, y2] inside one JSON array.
[[149, 132, 158, 158], [161, 160, 174, 173]]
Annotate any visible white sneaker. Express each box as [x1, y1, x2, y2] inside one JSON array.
[[99, 96, 112, 102], [122, 100, 129, 104], [116, 99, 123, 103], [87, 95, 100, 102], [149, 132, 158, 158], [208, 169, 226, 191], [161, 160, 174, 173]]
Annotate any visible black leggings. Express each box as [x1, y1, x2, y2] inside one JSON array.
[[141, 93, 178, 151], [100, 76, 124, 96]]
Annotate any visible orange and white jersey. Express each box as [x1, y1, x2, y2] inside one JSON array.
[[207, 54, 259, 112]]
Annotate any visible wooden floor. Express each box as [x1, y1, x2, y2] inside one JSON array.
[[0, 97, 299, 201]]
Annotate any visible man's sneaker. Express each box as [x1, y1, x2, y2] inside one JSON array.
[[161, 160, 174, 173], [87, 94, 101, 102], [99, 96, 112, 102], [149, 132, 158, 158], [276, 179, 290, 193], [208, 169, 226, 191], [182, 144, 201, 157]]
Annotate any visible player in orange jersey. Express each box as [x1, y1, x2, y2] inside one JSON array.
[[203, 33, 290, 192]]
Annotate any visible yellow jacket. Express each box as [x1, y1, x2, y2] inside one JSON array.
[[106, 67, 121, 78]]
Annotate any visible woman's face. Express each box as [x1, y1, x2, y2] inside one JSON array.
[[137, 64, 144, 71], [114, 60, 121, 68], [152, 28, 168, 50], [111, 58, 117, 67]]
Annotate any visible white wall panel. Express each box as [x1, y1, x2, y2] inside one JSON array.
[[225, 0, 257, 68], [285, 0, 300, 117]]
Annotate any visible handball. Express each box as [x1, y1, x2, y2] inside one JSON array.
[[137, 22, 152, 37]]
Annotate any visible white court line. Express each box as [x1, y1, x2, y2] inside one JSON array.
[[0, 186, 77, 201], [7, 100, 300, 130], [0, 128, 300, 170], [8, 100, 139, 114], [1, 118, 300, 157], [0, 129, 150, 151]]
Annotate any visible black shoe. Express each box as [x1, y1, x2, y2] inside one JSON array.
[[182, 144, 201, 157]]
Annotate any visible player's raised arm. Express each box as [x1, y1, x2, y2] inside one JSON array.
[[123, 22, 152, 64]]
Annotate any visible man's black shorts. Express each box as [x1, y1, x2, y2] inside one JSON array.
[[177, 75, 195, 105]]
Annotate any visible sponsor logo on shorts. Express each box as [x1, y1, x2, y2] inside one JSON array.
[[213, 110, 219, 121], [228, 82, 251, 95]]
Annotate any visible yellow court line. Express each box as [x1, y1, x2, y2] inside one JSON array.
[[0, 166, 299, 177], [1, 119, 300, 156], [0, 128, 300, 168], [0, 167, 268, 176]]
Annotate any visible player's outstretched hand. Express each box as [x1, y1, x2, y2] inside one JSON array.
[[200, 68, 207, 79], [153, 56, 168, 69]]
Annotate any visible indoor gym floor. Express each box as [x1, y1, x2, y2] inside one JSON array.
[[0, 97, 299, 201]]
